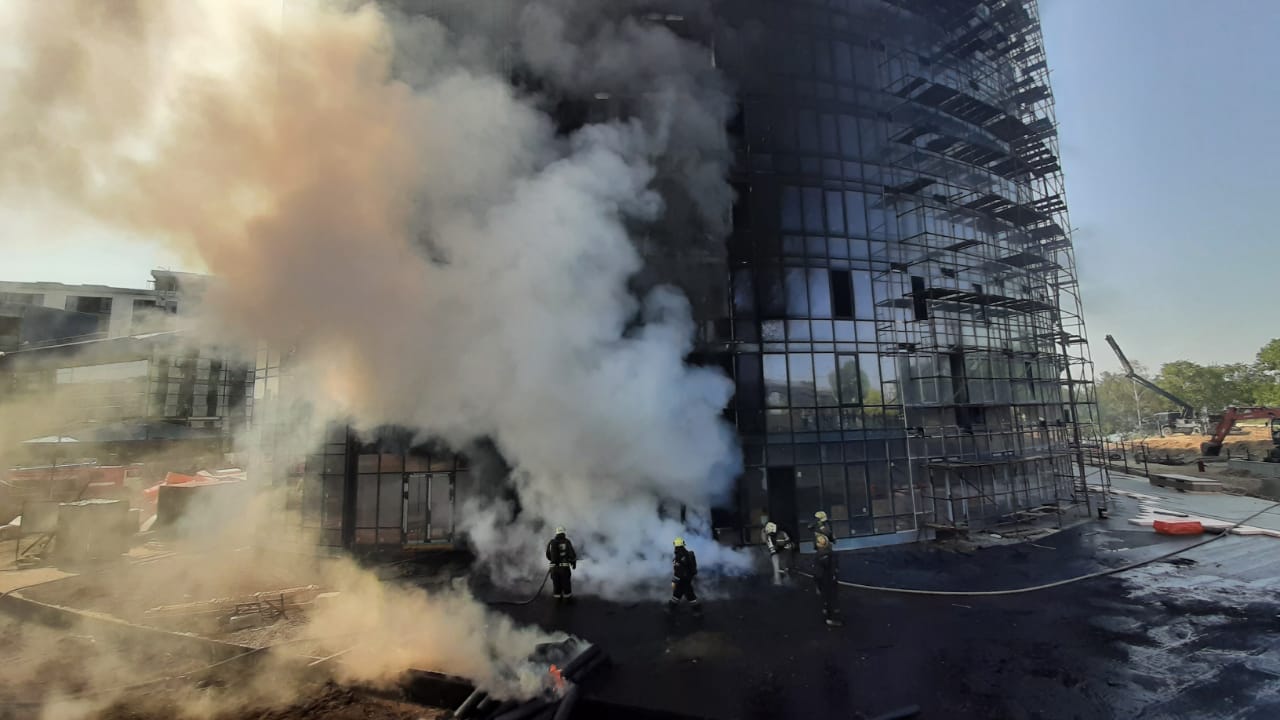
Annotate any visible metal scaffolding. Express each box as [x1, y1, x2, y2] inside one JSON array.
[[871, 0, 1102, 531]]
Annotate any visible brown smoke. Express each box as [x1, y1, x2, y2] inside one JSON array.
[[2, 0, 743, 598]]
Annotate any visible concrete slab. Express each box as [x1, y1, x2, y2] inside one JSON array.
[[1150, 473, 1222, 493], [1228, 459, 1280, 479], [1107, 473, 1280, 533]]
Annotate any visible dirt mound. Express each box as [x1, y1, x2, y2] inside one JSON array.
[[1136, 425, 1275, 461]]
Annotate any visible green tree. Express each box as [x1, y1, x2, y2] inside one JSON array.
[[1155, 361, 1240, 412], [1095, 364, 1175, 435], [1257, 338, 1280, 374]]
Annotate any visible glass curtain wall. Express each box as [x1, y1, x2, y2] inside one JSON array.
[[299, 426, 468, 551], [717, 0, 1096, 546]]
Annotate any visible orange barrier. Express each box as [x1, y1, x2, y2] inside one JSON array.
[[1153, 519, 1205, 536]]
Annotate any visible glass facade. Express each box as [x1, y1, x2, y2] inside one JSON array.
[[712, 0, 1098, 546], [274, 0, 1098, 553], [298, 428, 468, 550]]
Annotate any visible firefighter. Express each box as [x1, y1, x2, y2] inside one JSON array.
[[546, 527, 577, 603], [763, 521, 796, 585], [668, 537, 701, 614], [814, 529, 843, 628], [809, 510, 832, 540]]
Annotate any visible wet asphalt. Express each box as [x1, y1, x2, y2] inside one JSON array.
[[489, 495, 1280, 720]]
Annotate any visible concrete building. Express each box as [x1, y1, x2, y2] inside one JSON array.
[[276, 0, 1098, 553], [0, 302, 102, 353], [0, 270, 209, 349], [0, 281, 160, 342], [0, 331, 254, 472], [0, 270, 239, 478]]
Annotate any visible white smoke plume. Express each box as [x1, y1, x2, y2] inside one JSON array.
[[0, 0, 749, 599]]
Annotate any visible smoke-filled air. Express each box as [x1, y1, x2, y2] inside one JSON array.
[[0, 0, 748, 600]]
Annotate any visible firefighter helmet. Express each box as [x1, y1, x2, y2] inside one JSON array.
[[673, 537, 686, 548], [764, 522, 777, 534], [814, 511, 828, 522]]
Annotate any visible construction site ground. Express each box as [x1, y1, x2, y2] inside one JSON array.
[[6, 479, 1280, 719], [1124, 424, 1275, 463], [485, 484, 1280, 720], [0, 613, 442, 720], [1099, 424, 1280, 500]]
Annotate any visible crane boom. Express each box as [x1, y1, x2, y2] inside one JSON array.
[[1104, 334, 1196, 419], [1105, 335, 1135, 376]]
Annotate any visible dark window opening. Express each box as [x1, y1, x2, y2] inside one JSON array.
[[206, 360, 222, 417], [66, 296, 113, 315], [830, 270, 854, 319], [176, 351, 198, 418], [910, 276, 929, 320]]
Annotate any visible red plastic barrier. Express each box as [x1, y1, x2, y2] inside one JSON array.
[[1154, 519, 1204, 536]]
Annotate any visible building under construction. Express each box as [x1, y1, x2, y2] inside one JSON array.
[[270, 0, 1100, 553], [707, 0, 1099, 546], [710, 0, 1098, 546]]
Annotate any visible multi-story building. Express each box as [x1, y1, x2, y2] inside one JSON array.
[[0, 270, 208, 350], [710, 0, 1097, 547], [280, 0, 1098, 553], [0, 331, 253, 470], [0, 271, 243, 474]]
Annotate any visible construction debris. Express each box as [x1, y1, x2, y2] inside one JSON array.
[[143, 585, 324, 632]]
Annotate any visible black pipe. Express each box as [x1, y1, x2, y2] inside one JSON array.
[[559, 645, 600, 679], [551, 686, 580, 720], [454, 689, 487, 719], [568, 653, 608, 684]]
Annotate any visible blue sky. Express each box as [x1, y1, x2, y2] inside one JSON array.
[[2, 1, 1275, 374], [1041, 0, 1280, 372]]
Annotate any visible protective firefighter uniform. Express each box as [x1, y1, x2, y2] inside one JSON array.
[[546, 528, 577, 602], [814, 531, 842, 627], [763, 522, 795, 585], [669, 537, 701, 613], [810, 510, 833, 541]]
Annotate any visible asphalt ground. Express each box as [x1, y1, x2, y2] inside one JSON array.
[[489, 494, 1280, 720]]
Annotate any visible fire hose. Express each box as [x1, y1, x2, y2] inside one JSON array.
[[486, 568, 553, 606], [794, 500, 1280, 597]]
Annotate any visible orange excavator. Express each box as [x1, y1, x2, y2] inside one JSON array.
[[1201, 408, 1280, 459]]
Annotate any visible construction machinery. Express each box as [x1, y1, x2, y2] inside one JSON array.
[[1105, 335, 1205, 436], [1201, 407, 1280, 459]]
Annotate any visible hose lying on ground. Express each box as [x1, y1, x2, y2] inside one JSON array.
[[486, 569, 552, 607], [794, 500, 1280, 597]]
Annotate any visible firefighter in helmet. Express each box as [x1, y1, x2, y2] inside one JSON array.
[[811, 514, 842, 627], [546, 527, 577, 603], [763, 521, 796, 585], [668, 537, 701, 614]]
